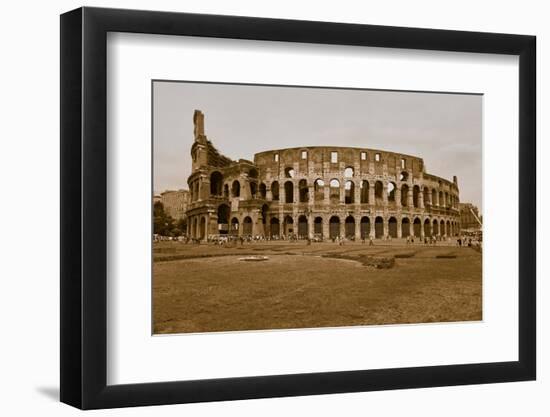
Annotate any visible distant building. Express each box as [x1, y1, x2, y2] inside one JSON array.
[[160, 189, 190, 220], [459, 203, 482, 231]]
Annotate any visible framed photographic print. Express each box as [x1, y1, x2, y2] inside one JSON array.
[[60, 6, 536, 409]]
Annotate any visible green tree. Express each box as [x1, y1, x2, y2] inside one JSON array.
[[153, 201, 176, 236]]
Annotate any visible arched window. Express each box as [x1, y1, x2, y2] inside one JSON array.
[[284, 167, 295, 178], [284, 181, 294, 203], [314, 179, 325, 201], [413, 185, 420, 208], [345, 180, 354, 204], [375, 181, 383, 200], [344, 167, 354, 177], [329, 179, 340, 202], [299, 179, 308, 203], [231, 180, 240, 197], [210, 171, 223, 196], [259, 183, 267, 199], [360, 180, 369, 204], [271, 181, 279, 201], [387, 182, 396, 202], [401, 184, 409, 207]]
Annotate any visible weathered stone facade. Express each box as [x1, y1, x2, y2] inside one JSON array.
[[186, 110, 461, 240], [459, 202, 482, 231], [160, 189, 190, 220]]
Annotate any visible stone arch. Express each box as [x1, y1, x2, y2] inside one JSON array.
[[223, 183, 229, 198], [432, 219, 439, 236], [217, 204, 230, 234], [249, 181, 257, 198], [231, 180, 240, 198], [360, 216, 370, 238], [210, 171, 223, 196], [440, 219, 446, 236], [375, 216, 384, 238], [230, 217, 239, 235], [248, 168, 258, 179], [401, 217, 410, 238], [284, 167, 295, 178], [299, 179, 309, 203], [284, 181, 294, 203], [360, 180, 369, 204], [298, 215, 308, 238], [424, 218, 431, 237], [413, 217, 422, 237], [314, 179, 325, 201], [446, 220, 451, 236], [387, 182, 396, 203], [314, 216, 323, 236], [400, 171, 409, 182], [345, 180, 355, 204], [329, 179, 340, 202], [345, 215, 355, 238], [329, 215, 340, 239], [375, 181, 384, 201], [344, 166, 354, 177], [283, 215, 294, 235], [243, 216, 253, 236], [401, 184, 409, 207], [271, 181, 280, 201], [388, 216, 398, 238], [261, 204, 268, 225], [270, 217, 280, 237], [259, 183, 267, 199]]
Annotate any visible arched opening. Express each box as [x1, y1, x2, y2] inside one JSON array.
[[375, 216, 384, 238], [345, 180, 355, 204], [440, 219, 446, 236], [299, 179, 309, 203], [199, 217, 206, 240], [423, 187, 430, 206], [259, 183, 267, 199], [401, 184, 409, 207], [446, 220, 451, 236], [230, 217, 239, 235], [345, 216, 355, 238], [387, 182, 396, 203], [284, 181, 294, 203], [314, 179, 325, 201], [360, 216, 370, 238], [413, 185, 420, 208], [243, 216, 253, 236], [271, 181, 279, 201], [424, 218, 431, 237], [210, 171, 223, 196], [314, 216, 323, 236], [283, 215, 294, 236], [374, 181, 383, 201], [344, 167, 354, 177], [432, 219, 439, 236], [270, 217, 280, 237], [439, 191, 444, 207], [432, 189, 438, 206], [248, 168, 258, 179], [217, 204, 230, 234], [223, 184, 229, 198], [298, 215, 308, 238], [329, 179, 340, 203], [360, 180, 369, 204], [388, 217, 398, 238], [284, 167, 295, 178], [231, 180, 240, 198], [249, 182, 257, 198], [413, 218, 422, 237], [329, 216, 340, 239], [400, 171, 409, 182], [261, 203, 268, 226], [401, 217, 410, 238]]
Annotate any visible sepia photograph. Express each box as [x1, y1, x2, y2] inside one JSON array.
[[152, 81, 483, 335]]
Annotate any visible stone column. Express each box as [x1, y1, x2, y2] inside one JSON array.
[[322, 217, 330, 240], [397, 218, 402, 238], [382, 183, 388, 204], [369, 182, 375, 207], [293, 181, 299, 204], [354, 181, 361, 206], [419, 189, 424, 209], [280, 185, 286, 204], [340, 219, 346, 238], [340, 183, 345, 204], [383, 217, 388, 239], [308, 185, 314, 205], [369, 217, 376, 239], [355, 216, 361, 241], [324, 184, 330, 204], [308, 215, 314, 239], [266, 185, 273, 201], [407, 187, 413, 208], [420, 219, 425, 239]]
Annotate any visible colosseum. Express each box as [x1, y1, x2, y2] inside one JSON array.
[[186, 110, 461, 241]]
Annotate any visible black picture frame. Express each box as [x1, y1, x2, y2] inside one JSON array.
[[60, 6, 536, 410]]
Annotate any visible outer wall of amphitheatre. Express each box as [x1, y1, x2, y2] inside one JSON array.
[[185, 111, 461, 241]]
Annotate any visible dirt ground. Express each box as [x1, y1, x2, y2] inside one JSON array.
[[153, 240, 482, 334]]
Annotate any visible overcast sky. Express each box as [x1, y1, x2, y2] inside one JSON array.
[[153, 81, 482, 209]]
